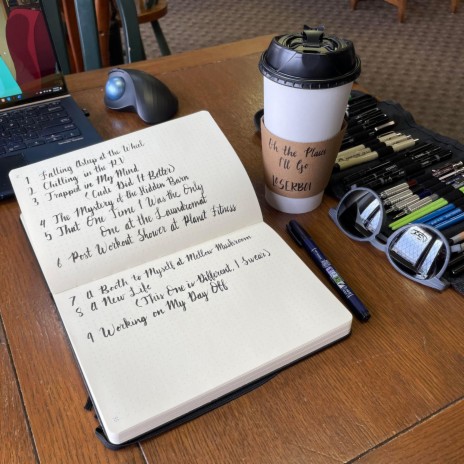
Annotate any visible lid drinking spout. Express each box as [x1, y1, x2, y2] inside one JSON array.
[[302, 25, 324, 47]]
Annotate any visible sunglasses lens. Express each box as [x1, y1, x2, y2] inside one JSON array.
[[387, 225, 448, 280], [337, 190, 382, 239]]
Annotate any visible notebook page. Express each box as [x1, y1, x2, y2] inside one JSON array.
[[53, 222, 352, 445], [10, 112, 262, 294]]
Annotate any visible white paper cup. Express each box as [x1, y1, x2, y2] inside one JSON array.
[[259, 26, 361, 213]]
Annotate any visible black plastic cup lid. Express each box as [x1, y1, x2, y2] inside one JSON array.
[[259, 25, 361, 89]]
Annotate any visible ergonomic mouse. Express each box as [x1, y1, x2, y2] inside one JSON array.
[[104, 68, 178, 125]]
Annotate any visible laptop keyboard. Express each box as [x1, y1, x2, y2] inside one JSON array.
[[0, 100, 81, 157]]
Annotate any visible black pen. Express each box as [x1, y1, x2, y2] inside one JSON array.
[[286, 220, 371, 322], [340, 120, 395, 150], [348, 93, 375, 105], [347, 107, 382, 127], [341, 143, 441, 186], [360, 151, 453, 190], [347, 97, 378, 116], [345, 114, 391, 136]]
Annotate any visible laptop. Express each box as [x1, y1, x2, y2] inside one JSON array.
[[0, 0, 102, 200]]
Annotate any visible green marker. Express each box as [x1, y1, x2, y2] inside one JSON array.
[[389, 187, 464, 230], [389, 198, 447, 230]]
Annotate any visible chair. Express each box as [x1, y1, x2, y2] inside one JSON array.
[[43, 0, 169, 74], [135, 0, 171, 57], [383, 0, 407, 22], [350, 0, 406, 22], [6, 7, 56, 84], [383, 0, 406, 22], [350, 0, 459, 22]]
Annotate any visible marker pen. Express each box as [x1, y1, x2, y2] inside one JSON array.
[[451, 175, 464, 189], [385, 189, 439, 214], [345, 115, 391, 136], [450, 230, 464, 244], [337, 131, 401, 159], [374, 153, 453, 197], [370, 153, 451, 188], [361, 152, 452, 190], [361, 164, 424, 190], [389, 188, 464, 230], [392, 184, 456, 216], [440, 166, 464, 182], [340, 120, 395, 150], [384, 185, 439, 211], [287, 220, 371, 322], [348, 93, 376, 105], [422, 197, 464, 227], [380, 175, 442, 199], [434, 211, 464, 231], [383, 184, 426, 207], [433, 161, 463, 178], [347, 98, 378, 117], [385, 190, 432, 217], [411, 203, 457, 223], [449, 251, 464, 276], [335, 138, 417, 171], [450, 243, 464, 253], [336, 133, 410, 161], [347, 107, 382, 127], [440, 222, 464, 240], [341, 143, 440, 185]]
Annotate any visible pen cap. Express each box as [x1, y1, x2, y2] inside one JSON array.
[[259, 25, 361, 89]]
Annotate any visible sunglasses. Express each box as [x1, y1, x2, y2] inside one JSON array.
[[329, 187, 451, 291]]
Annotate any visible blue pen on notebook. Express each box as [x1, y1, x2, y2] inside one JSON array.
[[287, 220, 370, 322]]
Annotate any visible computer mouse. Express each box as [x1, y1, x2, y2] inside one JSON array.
[[104, 68, 178, 125]]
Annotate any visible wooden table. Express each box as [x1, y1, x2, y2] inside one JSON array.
[[1, 35, 463, 464]]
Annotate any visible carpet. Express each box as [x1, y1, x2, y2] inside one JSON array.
[[140, 0, 463, 143]]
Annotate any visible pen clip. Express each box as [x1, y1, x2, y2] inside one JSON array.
[[286, 222, 303, 247]]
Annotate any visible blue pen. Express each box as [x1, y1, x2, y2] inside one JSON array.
[[412, 203, 455, 223], [435, 211, 464, 230], [287, 220, 370, 322], [425, 208, 464, 227], [422, 197, 464, 226]]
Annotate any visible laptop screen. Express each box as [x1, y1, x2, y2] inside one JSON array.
[[0, 0, 67, 111]]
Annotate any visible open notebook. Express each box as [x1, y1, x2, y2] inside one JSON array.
[[9, 111, 352, 448]]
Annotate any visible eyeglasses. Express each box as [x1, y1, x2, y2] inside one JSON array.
[[329, 187, 451, 291]]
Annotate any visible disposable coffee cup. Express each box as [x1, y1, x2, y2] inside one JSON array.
[[259, 25, 361, 213]]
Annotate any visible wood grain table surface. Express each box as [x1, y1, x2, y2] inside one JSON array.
[[1, 35, 463, 464]]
